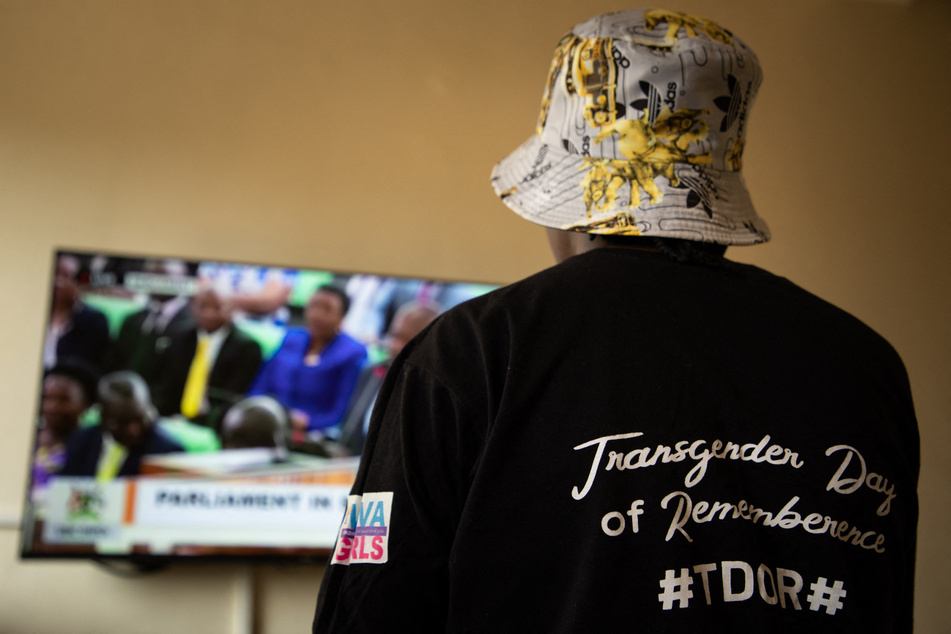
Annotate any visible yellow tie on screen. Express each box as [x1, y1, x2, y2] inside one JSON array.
[[181, 336, 210, 418], [96, 441, 125, 482]]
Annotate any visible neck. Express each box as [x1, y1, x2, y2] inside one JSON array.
[[201, 324, 228, 336], [308, 332, 336, 353], [40, 421, 76, 445], [50, 302, 74, 324]]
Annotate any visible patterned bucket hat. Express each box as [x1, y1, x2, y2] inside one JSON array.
[[490, 9, 770, 245]]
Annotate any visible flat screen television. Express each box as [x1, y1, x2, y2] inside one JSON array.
[[20, 248, 498, 562]]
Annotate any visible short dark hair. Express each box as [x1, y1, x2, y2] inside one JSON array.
[[45, 358, 100, 405], [316, 285, 351, 316], [221, 396, 290, 451]]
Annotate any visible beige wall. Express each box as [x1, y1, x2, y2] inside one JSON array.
[[1, 1, 948, 631]]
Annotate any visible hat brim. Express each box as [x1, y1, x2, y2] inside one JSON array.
[[491, 133, 770, 245]]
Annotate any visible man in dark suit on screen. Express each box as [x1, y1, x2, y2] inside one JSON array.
[[152, 284, 263, 432], [337, 301, 439, 455], [44, 254, 110, 373], [61, 371, 183, 479], [105, 258, 195, 390]]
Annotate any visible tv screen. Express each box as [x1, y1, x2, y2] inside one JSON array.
[[21, 249, 498, 561]]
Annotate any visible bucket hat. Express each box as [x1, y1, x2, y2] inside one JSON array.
[[491, 9, 770, 245]]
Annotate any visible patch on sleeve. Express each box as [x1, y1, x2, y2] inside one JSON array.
[[331, 491, 393, 565]]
